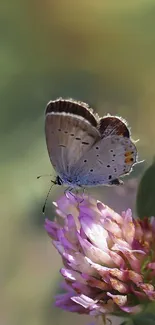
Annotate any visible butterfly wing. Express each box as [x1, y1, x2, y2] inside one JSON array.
[[71, 135, 137, 186], [45, 99, 100, 178], [98, 115, 130, 138]]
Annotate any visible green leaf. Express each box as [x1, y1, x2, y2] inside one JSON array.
[[136, 157, 155, 219], [120, 319, 133, 325], [131, 312, 155, 325]]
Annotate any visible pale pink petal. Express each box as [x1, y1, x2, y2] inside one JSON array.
[[57, 228, 77, 251], [109, 278, 128, 294], [77, 234, 115, 267], [97, 202, 123, 224], [64, 214, 79, 245], [63, 251, 96, 275], [44, 218, 60, 239], [122, 209, 135, 245], [53, 240, 64, 255], [109, 251, 125, 268], [148, 262, 155, 270], [128, 270, 143, 284], [55, 194, 79, 218], [71, 294, 98, 309], [82, 273, 110, 291], [72, 282, 98, 297], [138, 283, 155, 300], [112, 245, 144, 273], [79, 205, 102, 221], [60, 268, 86, 284], [134, 220, 143, 241], [79, 214, 109, 250], [121, 305, 142, 314], [102, 218, 122, 237], [107, 293, 127, 306]]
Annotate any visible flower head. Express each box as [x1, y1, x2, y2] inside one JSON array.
[[45, 193, 155, 321]]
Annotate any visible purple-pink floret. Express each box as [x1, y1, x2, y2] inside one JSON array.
[[45, 193, 155, 317]]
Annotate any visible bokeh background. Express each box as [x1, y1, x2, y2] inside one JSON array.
[[1, 0, 155, 324]]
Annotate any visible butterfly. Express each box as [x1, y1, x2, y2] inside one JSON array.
[[45, 98, 137, 189]]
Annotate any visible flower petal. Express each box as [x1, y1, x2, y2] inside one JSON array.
[[71, 294, 98, 309], [45, 194, 155, 319], [109, 278, 128, 294], [57, 228, 77, 251], [82, 273, 110, 291], [44, 218, 60, 239], [107, 293, 127, 307], [60, 268, 86, 284], [79, 213, 109, 250], [55, 292, 88, 313], [122, 209, 135, 245], [62, 251, 96, 275], [77, 234, 115, 267]]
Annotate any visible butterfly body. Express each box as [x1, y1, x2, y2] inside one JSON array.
[[45, 98, 137, 188]]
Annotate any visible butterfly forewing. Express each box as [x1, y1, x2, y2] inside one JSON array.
[[45, 100, 100, 177]]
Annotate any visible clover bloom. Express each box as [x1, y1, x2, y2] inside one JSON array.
[[45, 193, 155, 324]]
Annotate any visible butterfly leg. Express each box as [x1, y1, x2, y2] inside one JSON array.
[[64, 187, 83, 204], [74, 188, 84, 204], [82, 187, 86, 195], [77, 186, 85, 203], [64, 187, 74, 199], [64, 187, 85, 204]]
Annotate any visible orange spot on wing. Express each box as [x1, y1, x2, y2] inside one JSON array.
[[125, 151, 132, 157], [125, 157, 134, 164]]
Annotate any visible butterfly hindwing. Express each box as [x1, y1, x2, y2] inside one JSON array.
[[98, 115, 130, 138], [70, 135, 137, 186]]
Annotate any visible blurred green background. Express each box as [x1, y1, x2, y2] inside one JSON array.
[[1, 0, 155, 324]]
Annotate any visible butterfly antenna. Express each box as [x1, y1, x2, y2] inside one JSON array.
[[42, 182, 55, 214], [37, 174, 53, 179]]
